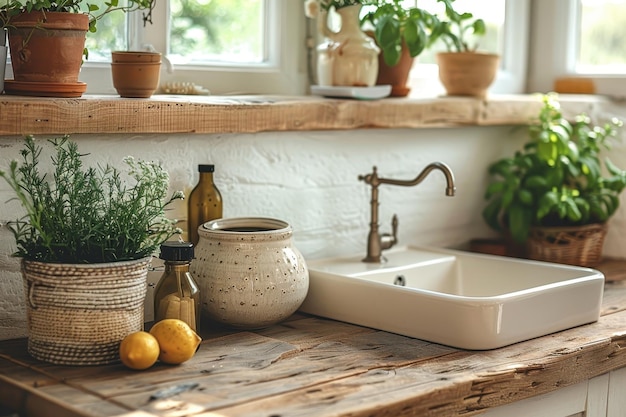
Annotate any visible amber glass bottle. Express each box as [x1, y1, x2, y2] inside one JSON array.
[[187, 164, 223, 246], [154, 242, 200, 331]]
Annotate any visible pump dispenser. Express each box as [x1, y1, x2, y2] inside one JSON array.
[[154, 241, 200, 331]]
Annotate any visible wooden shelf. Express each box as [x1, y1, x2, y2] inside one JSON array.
[[0, 94, 610, 135]]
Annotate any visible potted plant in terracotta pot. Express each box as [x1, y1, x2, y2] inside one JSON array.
[[482, 94, 626, 267], [434, 0, 499, 98], [0, 135, 183, 365], [0, 0, 155, 97], [361, 0, 441, 96]]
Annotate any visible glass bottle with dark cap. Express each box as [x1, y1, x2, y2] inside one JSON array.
[[187, 164, 223, 245], [154, 241, 200, 331]]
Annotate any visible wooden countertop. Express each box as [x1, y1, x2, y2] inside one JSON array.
[[1, 273, 625, 417]]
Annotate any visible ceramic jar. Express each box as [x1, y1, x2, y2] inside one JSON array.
[[191, 217, 309, 329], [316, 5, 380, 87]]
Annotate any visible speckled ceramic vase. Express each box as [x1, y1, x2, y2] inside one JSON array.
[[191, 217, 309, 329]]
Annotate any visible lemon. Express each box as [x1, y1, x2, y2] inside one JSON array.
[[119, 331, 160, 370], [149, 319, 202, 365]]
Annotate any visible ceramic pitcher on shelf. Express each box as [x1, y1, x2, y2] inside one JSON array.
[[316, 4, 380, 87]]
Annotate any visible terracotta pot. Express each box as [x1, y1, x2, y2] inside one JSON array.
[[437, 52, 500, 98], [111, 51, 162, 98], [7, 11, 89, 84], [365, 30, 414, 97], [191, 217, 309, 329], [375, 42, 414, 97]]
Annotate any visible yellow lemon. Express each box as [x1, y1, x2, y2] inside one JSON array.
[[149, 319, 202, 365], [119, 331, 160, 370]]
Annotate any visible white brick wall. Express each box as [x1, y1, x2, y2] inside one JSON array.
[[1, 115, 625, 339]]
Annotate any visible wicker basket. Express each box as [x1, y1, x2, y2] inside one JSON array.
[[527, 223, 607, 268], [22, 258, 149, 366]]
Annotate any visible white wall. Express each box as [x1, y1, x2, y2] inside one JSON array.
[[1, 122, 625, 339]]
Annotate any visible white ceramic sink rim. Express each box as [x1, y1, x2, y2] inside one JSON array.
[[299, 245, 605, 350]]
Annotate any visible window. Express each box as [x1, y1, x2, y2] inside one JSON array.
[[578, 0, 626, 73], [309, 0, 528, 97], [79, 0, 306, 95], [404, 0, 529, 97], [528, 0, 626, 97]]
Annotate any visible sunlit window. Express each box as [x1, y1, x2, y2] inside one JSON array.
[[83, 0, 127, 62], [578, 0, 626, 73], [169, 0, 265, 65], [85, 0, 266, 65]]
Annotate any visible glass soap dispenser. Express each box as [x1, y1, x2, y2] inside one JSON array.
[[154, 241, 200, 331], [188, 164, 223, 246]]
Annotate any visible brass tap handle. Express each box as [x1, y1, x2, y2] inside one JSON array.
[[380, 214, 399, 251]]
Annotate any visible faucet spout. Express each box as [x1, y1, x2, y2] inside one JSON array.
[[358, 163, 456, 263], [376, 162, 456, 196]]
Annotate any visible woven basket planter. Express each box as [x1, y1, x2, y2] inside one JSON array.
[[22, 258, 149, 365], [527, 223, 607, 268]]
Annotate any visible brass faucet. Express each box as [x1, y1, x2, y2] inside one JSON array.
[[358, 163, 456, 263]]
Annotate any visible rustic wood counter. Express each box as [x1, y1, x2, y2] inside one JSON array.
[[1, 271, 625, 417]]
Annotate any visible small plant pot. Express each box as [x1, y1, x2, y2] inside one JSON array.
[[111, 51, 161, 98], [437, 52, 500, 98]]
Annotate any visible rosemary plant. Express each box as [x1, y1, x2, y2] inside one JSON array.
[[0, 136, 183, 263]]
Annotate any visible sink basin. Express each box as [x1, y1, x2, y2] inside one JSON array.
[[299, 246, 604, 350]]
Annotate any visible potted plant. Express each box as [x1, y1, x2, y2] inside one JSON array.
[[360, 0, 441, 96], [0, 135, 183, 365], [482, 94, 626, 267], [434, 0, 499, 98], [0, 0, 155, 97]]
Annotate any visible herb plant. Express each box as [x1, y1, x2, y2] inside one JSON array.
[[433, 0, 486, 52], [0, 136, 183, 263], [361, 0, 441, 66], [482, 94, 626, 244]]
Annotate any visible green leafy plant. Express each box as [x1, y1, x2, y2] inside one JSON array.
[[360, 0, 441, 66], [0, 0, 155, 55], [434, 0, 486, 52], [482, 94, 626, 244], [0, 135, 183, 263]]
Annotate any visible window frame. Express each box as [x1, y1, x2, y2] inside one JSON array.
[[78, 0, 307, 95], [528, 0, 626, 97], [405, 0, 530, 97]]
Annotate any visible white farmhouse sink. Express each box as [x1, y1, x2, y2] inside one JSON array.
[[299, 246, 605, 350]]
